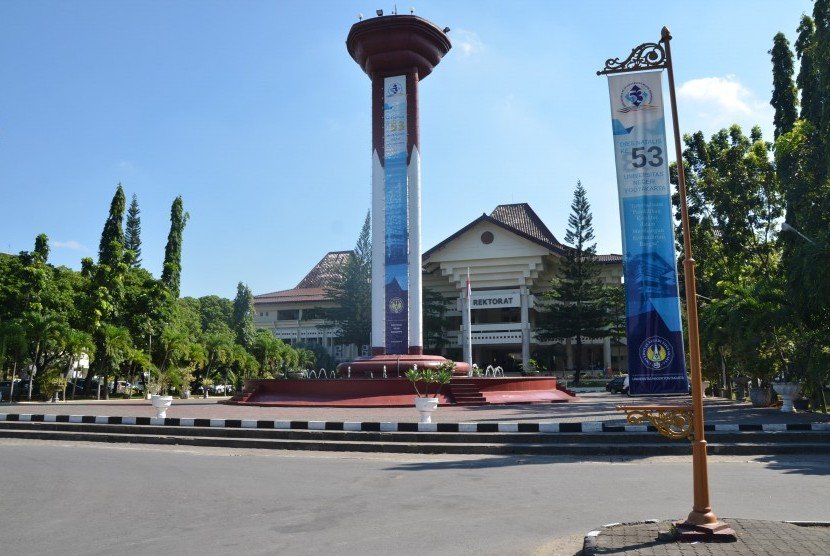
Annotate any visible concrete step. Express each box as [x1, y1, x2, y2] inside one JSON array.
[[0, 422, 827, 456]]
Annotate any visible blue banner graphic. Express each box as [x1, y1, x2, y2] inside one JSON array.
[[607, 72, 689, 395], [383, 75, 408, 354]]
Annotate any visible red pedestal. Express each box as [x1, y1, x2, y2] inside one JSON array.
[[336, 354, 469, 378]]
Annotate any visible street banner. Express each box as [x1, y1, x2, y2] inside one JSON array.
[[606, 71, 689, 395], [383, 75, 409, 354]]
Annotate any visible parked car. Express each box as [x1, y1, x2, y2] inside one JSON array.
[[0, 379, 23, 401], [606, 375, 627, 394]]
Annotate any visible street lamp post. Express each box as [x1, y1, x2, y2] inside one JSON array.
[[598, 27, 736, 542]]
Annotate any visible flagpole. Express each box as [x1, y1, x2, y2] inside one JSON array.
[[465, 268, 473, 375]]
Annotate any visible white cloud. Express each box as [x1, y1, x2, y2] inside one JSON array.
[[452, 29, 484, 58], [53, 240, 89, 252], [676, 75, 773, 136]]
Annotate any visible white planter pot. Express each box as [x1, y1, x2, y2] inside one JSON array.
[[150, 395, 173, 419], [773, 382, 801, 413], [414, 397, 439, 424]]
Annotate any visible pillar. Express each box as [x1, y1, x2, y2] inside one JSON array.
[[603, 337, 612, 373], [520, 286, 530, 371], [347, 15, 451, 356]]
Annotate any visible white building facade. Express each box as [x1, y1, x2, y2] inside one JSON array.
[[254, 204, 627, 374]]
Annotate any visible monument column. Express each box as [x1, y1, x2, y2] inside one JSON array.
[[347, 14, 451, 356]]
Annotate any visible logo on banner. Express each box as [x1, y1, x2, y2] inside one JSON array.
[[619, 82, 657, 113], [639, 336, 674, 370], [388, 297, 404, 314], [387, 82, 402, 96]]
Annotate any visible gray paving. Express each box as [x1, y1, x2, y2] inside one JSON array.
[[0, 441, 828, 555], [585, 519, 830, 555]]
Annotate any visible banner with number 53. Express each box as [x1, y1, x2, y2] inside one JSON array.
[[607, 71, 689, 396]]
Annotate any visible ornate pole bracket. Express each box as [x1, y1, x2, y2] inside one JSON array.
[[596, 41, 667, 75], [617, 404, 694, 440]]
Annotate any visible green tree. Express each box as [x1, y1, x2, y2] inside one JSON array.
[[423, 287, 451, 353], [231, 282, 256, 349], [125, 193, 142, 267], [535, 181, 611, 385], [161, 196, 189, 298], [324, 211, 371, 348], [196, 295, 233, 333], [98, 184, 126, 267], [770, 32, 798, 139], [796, 15, 819, 122]]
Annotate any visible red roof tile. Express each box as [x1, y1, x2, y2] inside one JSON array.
[[489, 203, 561, 246]]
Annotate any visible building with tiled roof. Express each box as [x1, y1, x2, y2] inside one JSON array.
[[254, 203, 626, 372]]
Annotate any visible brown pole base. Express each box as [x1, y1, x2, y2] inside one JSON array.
[[673, 520, 737, 543]]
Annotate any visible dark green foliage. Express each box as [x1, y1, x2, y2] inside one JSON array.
[[161, 196, 189, 299], [423, 287, 451, 352], [535, 182, 614, 384], [196, 295, 233, 333], [34, 234, 50, 262], [324, 211, 371, 348], [98, 184, 126, 267], [231, 282, 256, 349], [770, 32, 798, 139], [125, 194, 142, 267]]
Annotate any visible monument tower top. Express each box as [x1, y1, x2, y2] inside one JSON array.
[[346, 15, 451, 80]]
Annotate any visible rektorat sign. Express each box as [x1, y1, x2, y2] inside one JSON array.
[[470, 290, 520, 309]]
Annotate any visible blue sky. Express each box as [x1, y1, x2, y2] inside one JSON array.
[[0, 1, 814, 298]]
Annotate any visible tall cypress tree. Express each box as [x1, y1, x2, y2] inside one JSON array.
[[161, 196, 188, 298], [98, 184, 126, 266], [536, 181, 610, 385], [813, 0, 830, 176], [795, 16, 818, 123], [324, 211, 372, 348], [124, 194, 142, 268], [231, 281, 255, 349], [770, 32, 798, 139]]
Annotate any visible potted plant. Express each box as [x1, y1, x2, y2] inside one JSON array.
[[405, 362, 454, 423], [40, 369, 67, 403], [150, 368, 175, 419], [521, 358, 542, 376], [201, 376, 214, 399]]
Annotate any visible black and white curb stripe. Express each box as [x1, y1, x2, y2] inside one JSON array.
[[0, 414, 828, 433]]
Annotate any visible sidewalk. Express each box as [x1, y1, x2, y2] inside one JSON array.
[[3, 392, 829, 426], [583, 519, 830, 555]]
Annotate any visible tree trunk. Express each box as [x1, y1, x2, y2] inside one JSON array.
[[574, 336, 583, 385]]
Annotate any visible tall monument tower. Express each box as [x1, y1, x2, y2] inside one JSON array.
[[345, 13, 467, 374]]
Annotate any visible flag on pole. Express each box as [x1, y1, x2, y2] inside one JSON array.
[[465, 268, 473, 374]]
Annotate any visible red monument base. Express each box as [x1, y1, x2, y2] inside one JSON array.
[[336, 354, 470, 378], [232, 376, 571, 407]]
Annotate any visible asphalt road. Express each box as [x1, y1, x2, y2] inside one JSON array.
[[0, 440, 828, 556]]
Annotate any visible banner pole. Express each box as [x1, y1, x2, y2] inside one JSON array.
[[661, 26, 724, 535]]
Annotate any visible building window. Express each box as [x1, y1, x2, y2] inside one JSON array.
[[481, 231, 494, 244], [277, 309, 300, 321]]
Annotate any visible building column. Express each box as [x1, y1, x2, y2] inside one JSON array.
[[603, 337, 612, 374], [520, 286, 530, 372]]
